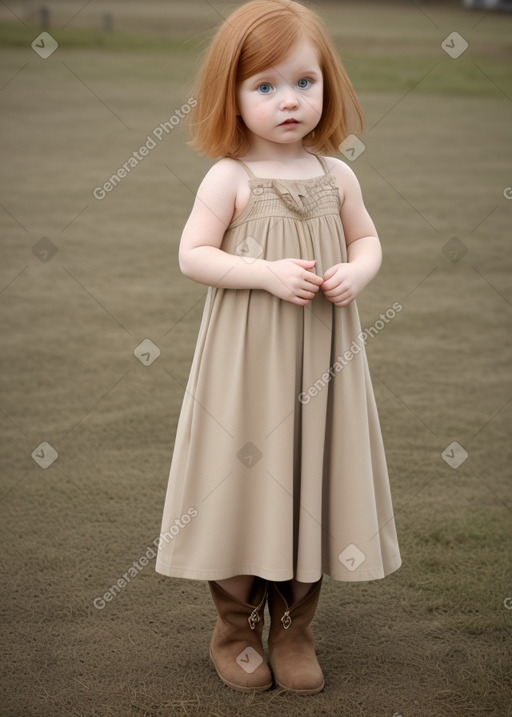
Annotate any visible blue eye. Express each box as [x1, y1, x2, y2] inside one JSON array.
[[297, 78, 312, 89], [257, 83, 273, 94]]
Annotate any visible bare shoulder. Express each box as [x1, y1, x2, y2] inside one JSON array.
[[321, 156, 360, 189], [186, 157, 249, 230], [198, 157, 247, 196]]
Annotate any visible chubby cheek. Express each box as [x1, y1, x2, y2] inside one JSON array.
[[241, 103, 272, 133], [310, 92, 323, 120]]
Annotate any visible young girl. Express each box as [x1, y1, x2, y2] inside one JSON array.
[[155, 0, 401, 695]]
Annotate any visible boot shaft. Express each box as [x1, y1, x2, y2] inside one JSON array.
[[208, 578, 268, 633], [268, 577, 323, 635]]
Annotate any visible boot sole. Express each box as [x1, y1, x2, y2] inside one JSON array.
[[209, 648, 273, 693], [274, 677, 325, 695]]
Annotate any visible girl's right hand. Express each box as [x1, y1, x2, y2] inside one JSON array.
[[263, 258, 323, 305]]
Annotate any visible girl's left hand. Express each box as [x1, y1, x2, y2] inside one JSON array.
[[321, 263, 366, 307]]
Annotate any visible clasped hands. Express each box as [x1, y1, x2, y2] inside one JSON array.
[[265, 258, 366, 308]]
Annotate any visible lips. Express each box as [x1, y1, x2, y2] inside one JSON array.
[[280, 118, 299, 126]]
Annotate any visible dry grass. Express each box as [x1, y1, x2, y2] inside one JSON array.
[[1, 2, 511, 716]]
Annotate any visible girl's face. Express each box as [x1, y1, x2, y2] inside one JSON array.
[[236, 40, 323, 152]]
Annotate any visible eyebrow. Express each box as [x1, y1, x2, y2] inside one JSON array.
[[252, 68, 322, 81]]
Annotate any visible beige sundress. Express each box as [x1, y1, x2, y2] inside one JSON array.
[[155, 154, 401, 583]]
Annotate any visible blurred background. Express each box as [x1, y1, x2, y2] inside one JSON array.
[[1, 2, 511, 716]]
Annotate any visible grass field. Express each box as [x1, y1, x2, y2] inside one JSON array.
[[1, 1, 512, 716]]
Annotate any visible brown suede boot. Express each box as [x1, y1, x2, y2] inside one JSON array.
[[208, 578, 272, 692], [267, 577, 324, 695]]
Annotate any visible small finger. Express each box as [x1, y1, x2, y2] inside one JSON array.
[[298, 290, 316, 300], [321, 278, 340, 292], [322, 285, 341, 297], [322, 266, 336, 282], [305, 272, 323, 286]]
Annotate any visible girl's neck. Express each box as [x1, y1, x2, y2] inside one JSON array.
[[241, 136, 313, 164]]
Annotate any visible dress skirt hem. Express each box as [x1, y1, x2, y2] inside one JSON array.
[[154, 553, 402, 583]]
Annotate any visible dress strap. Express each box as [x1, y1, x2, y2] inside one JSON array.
[[233, 158, 257, 180], [309, 152, 329, 175]]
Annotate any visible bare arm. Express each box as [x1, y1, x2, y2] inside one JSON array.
[[178, 159, 323, 305], [178, 159, 265, 289], [321, 158, 382, 307]]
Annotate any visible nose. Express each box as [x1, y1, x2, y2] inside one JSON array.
[[279, 85, 299, 110]]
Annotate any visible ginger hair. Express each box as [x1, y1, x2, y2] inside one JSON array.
[[188, 0, 364, 158]]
